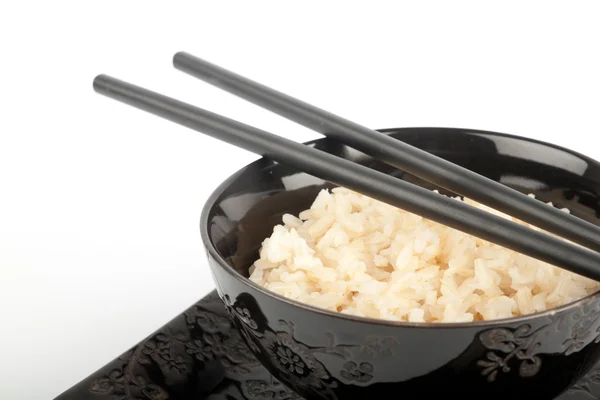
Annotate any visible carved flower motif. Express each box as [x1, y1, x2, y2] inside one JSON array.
[[141, 383, 169, 400], [340, 361, 374, 383], [264, 331, 330, 391], [476, 326, 543, 382], [183, 327, 260, 379], [185, 307, 231, 334], [163, 354, 188, 375], [477, 352, 511, 382], [142, 331, 189, 375], [234, 306, 259, 330], [89, 368, 158, 400], [185, 333, 226, 362], [156, 352, 186, 375], [223, 293, 269, 334], [90, 369, 127, 395], [143, 335, 171, 357], [563, 311, 600, 355], [242, 379, 303, 400]]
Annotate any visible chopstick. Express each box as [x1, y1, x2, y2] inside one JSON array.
[[172, 51, 600, 253], [92, 74, 600, 281]]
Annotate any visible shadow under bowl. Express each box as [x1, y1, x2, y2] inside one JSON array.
[[201, 127, 600, 400]]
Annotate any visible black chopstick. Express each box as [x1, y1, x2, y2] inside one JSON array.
[[172, 51, 600, 253], [93, 74, 600, 281]]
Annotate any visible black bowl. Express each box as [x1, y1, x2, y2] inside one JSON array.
[[201, 127, 600, 400]]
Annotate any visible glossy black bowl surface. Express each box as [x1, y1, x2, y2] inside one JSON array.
[[201, 127, 600, 399]]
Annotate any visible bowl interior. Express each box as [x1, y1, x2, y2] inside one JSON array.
[[203, 127, 600, 301]]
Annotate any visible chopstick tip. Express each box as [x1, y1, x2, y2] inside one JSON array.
[[173, 51, 190, 67], [93, 74, 108, 92], [93, 74, 120, 96]]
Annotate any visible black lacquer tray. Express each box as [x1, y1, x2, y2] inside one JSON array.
[[54, 290, 600, 400]]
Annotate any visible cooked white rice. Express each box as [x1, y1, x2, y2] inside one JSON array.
[[248, 187, 599, 323]]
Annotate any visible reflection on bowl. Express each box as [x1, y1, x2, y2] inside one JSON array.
[[201, 127, 600, 399]]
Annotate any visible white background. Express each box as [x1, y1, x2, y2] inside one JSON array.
[[1, 1, 600, 399]]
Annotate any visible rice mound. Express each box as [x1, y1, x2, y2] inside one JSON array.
[[248, 187, 599, 323]]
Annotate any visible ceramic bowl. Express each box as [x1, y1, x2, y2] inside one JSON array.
[[201, 127, 600, 399]]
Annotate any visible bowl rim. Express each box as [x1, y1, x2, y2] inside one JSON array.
[[200, 126, 600, 329]]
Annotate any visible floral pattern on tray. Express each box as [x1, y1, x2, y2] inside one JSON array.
[[54, 291, 600, 400]]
